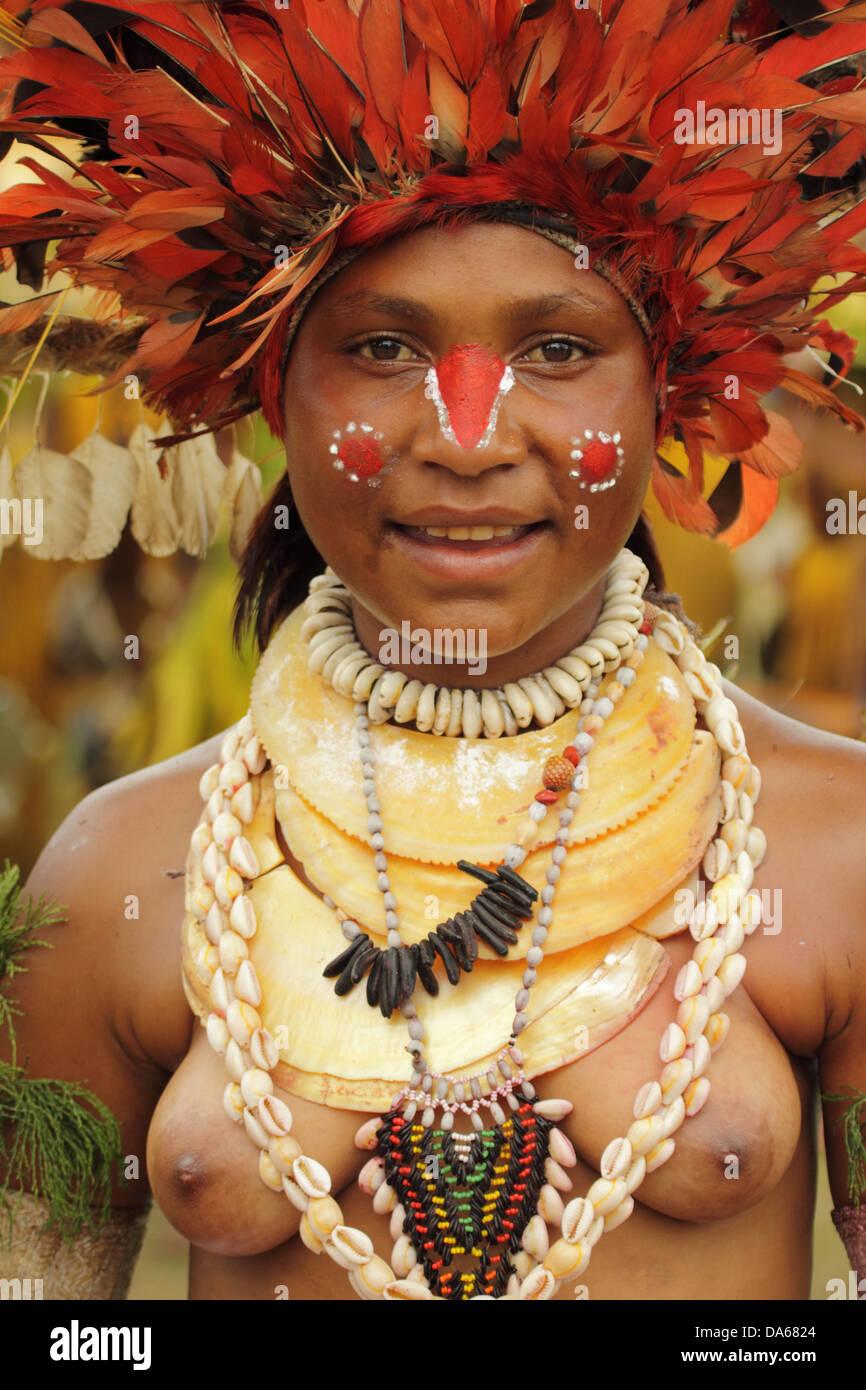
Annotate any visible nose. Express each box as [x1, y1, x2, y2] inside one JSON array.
[[409, 345, 527, 474]]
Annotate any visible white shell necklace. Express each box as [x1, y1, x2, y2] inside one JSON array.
[[300, 559, 647, 736], [190, 547, 766, 1298]]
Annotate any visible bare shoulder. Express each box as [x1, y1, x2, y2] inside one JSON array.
[[726, 675, 866, 836], [722, 677, 866, 1053]]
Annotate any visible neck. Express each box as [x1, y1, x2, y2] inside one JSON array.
[[350, 577, 608, 688]]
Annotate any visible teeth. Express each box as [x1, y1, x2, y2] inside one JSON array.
[[419, 524, 520, 540]]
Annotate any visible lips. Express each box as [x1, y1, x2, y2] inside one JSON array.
[[388, 519, 549, 579], [401, 522, 533, 545]]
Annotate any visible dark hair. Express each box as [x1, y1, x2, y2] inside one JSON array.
[[232, 479, 696, 652]]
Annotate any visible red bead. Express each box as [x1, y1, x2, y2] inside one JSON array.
[[639, 619, 653, 635], [563, 746, 581, 765], [535, 789, 559, 804]]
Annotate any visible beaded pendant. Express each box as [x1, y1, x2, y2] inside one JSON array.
[[376, 1103, 554, 1300]]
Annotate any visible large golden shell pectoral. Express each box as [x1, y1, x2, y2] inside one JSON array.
[[182, 617, 722, 1111]]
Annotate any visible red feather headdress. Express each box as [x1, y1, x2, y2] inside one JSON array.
[[2, 0, 866, 544]]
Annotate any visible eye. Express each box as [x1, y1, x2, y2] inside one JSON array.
[[520, 337, 593, 364], [355, 336, 419, 362]]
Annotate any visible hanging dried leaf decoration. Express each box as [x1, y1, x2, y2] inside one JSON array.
[[6, 414, 262, 562], [13, 444, 91, 561], [67, 430, 136, 562], [169, 430, 225, 558], [225, 447, 263, 563], [128, 419, 181, 558]]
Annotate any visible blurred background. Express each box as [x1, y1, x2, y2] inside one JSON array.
[[1, 172, 865, 1299]]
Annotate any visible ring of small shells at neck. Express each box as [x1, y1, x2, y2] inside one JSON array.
[[300, 554, 647, 736], [189, 556, 766, 1299]]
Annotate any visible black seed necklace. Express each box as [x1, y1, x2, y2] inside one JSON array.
[[323, 861, 539, 1017]]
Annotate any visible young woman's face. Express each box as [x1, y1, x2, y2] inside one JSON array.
[[283, 221, 656, 680]]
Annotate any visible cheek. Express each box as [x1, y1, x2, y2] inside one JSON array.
[[315, 418, 400, 491], [556, 368, 654, 493], [331, 426, 388, 481], [284, 359, 399, 493], [567, 430, 625, 492]]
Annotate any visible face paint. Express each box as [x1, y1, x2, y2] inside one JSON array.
[[424, 344, 515, 450], [329, 422, 389, 483], [568, 429, 625, 492]]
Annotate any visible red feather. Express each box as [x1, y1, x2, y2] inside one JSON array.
[[0, 0, 864, 532], [651, 455, 718, 536], [738, 411, 803, 479], [714, 466, 779, 549]]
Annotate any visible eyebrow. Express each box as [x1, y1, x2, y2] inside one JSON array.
[[322, 288, 612, 324]]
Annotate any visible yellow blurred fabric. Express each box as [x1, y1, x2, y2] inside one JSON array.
[[775, 537, 865, 694], [644, 440, 737, 641]]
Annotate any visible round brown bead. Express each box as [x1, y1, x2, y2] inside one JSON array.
[[542, 755, 574, 792]]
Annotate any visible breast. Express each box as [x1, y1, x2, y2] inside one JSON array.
[[151, 930, 803, 1272], [146, 1023, 372, 1259], [544, 930, 804, 1225]]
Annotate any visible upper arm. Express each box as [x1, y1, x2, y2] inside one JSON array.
[[0, 780, 176, 1207], [818, 753, 866, 1210], [820, 1014, 866, 1210]]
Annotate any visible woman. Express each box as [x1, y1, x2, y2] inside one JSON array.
[[1, 0, 866, 1300]]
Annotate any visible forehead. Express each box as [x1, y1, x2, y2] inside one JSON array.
[[308, 221, 634, 327]]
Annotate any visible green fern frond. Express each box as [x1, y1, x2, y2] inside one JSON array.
[[0, 860, 124, 1244], [0, 1062, 123, 1243], [823, 1087, 866, 1208], [0, 860, 65, 1059]]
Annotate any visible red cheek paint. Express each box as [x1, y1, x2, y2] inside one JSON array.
[[336, 436, 385, 477], [329, 422, 389, 481], [579, 438, 618, 480], [568, 430, 625, 493], [425, 343, 515, 449]]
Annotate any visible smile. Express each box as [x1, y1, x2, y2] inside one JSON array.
[[412, 524, 526, 542], [388, 520, 550, 578]]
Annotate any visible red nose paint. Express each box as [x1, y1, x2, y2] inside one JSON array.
[[578, 438, 619, 481], [337, 437, 385, 476], [435, 344, 508, 449]]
